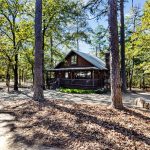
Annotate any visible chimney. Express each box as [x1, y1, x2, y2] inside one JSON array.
[[105, 51, 110, 69]]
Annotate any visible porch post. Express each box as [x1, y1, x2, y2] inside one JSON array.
[[92, 70, 94, 87], [58, 71, 60, 86], [46, 71, 48, 88], [50, 71, 52, 79], [71, 71, 72, 79]]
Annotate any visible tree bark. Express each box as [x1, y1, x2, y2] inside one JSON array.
[[50, 35, 53, 68], [22, 70, 24, 83], [14, 54, 18, 91], [31, 64, 34, 86], [129, 57, 134, 91], [12, 26, 18, 91], [42, 27, 46, 90], [76, 14, 79, 51], [129, 0, 136, 91], [142, 72, 145, 90], [96, 47, 98, 57], [6, 63, 10, 93], [108, 0, 123, 109], [19, 69, 22, 87], [33, 0, 44, 101], [120, 0, 127, 93]]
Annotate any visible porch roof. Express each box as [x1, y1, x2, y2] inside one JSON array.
[[47, 67, 100, 71]]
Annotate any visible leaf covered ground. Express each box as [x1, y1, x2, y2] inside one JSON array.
[[1, 99, 150, 150]]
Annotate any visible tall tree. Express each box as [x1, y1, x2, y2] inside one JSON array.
[[125, 0, 150, 89], [67, 0, 90, 51], [0, 0, 26, 91], [120, 0, 126, 92], [91, 25, 109, 56], [127, 1, 141, 90], [33, 0, 44, 101], [108, 0, 123, 109], [129, 0, 135, 91]]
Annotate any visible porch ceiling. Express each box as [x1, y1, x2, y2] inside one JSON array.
[[46, 67, 100, 71]]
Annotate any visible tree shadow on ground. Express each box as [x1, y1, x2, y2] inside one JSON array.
[[11, 117, 120, 149], [0, 90, 33, 100], [46, 101, 150, 145], [1, 103, 120, 149], [2, 100, 150, 149], [123, 107, 150, 121], [16, 91, 33, 99]]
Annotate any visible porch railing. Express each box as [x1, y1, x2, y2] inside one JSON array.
[[47, 78, 104, 89]]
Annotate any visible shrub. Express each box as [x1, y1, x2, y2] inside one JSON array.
[[95, 88, 108, 94], [59, 88, 108, 94]]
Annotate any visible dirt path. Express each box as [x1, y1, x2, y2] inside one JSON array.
[[0, 105, 15, 150]]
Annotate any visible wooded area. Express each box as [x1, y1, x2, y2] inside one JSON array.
[[0, 0, 149, 94], [0, 0, 150, 149]]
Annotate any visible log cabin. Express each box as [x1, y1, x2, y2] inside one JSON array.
[[46, 50, 110, 90]]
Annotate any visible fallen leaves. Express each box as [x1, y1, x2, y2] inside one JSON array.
[[1, 99, 150, 150]]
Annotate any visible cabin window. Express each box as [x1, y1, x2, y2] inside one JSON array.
[[47, 72, 55, 79], [65, 72, 69, 78], [71, 55, 77, 64], [51, 72, 55, 78], [75, 71, 91, 79]]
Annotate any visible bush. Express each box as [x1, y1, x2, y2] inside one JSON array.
[[59, 88, 94, 94], [95, 88, 108, 94], [59, 88, 108, 94]]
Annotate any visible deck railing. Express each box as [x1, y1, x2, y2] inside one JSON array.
[[47, 78, 104, 89]]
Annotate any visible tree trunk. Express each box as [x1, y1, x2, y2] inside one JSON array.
[[42, 28, 46, 90], [19, 69, 21, 87], [22, 70, 24, 83], [12, 28, 18, 91], [126, 70, 129, 88], [129, 57, 134, 91], [6, 63, 10, 93], [140, 77, 142, 89], [11, 14, 18, 91], [142, 72, 145, 90], [50, 35, 53, 68], [108, 0, 123, 109], [120, 0, 127, 93], [129, 0, 136, 91], [14, 54, 18, 91], [31, 64, 34, 86], [132, 0, 134, 8], [33, 0, 44, 101], [76, 14, 79, 51], [96, 47, 98, 57]]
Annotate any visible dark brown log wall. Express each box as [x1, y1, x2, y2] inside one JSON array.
[[56, 52, 94, 68]]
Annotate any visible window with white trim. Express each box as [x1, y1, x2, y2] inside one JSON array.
[[71, 55, 77, 64]]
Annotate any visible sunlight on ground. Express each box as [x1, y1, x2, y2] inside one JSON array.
[[0, 116, 14, 150]]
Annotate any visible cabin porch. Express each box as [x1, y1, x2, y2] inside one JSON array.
[[46, 67, 109, 90]]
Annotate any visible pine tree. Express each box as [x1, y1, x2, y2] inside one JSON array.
[[33, 0, 44, 101], [108, 0, 123, 109]]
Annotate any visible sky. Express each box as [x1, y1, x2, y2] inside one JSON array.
[[79, 0, 147, 53]]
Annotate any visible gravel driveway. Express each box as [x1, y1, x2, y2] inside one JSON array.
[[0, 88, 149, 107]]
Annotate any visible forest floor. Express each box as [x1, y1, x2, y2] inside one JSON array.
[[0, 84, 149, 149]]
